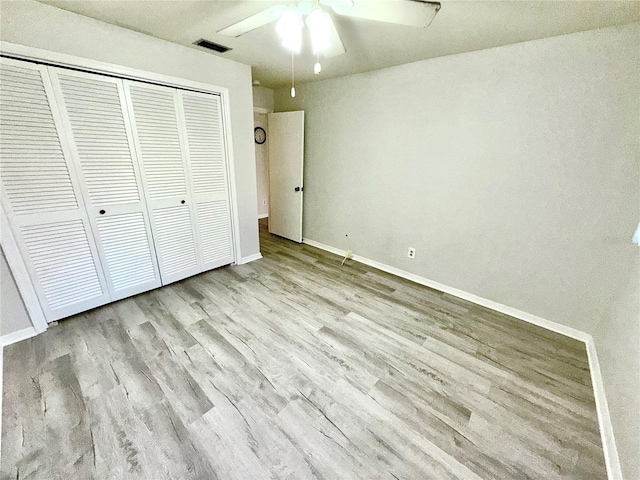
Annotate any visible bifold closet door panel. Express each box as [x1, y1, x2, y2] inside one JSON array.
[[48, 68, 161, 301], [0, 58, 111, 321], [123, 81, 200, 285], [178, 91, 234, 271]]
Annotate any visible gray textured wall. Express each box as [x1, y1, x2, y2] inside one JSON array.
[[275, 24, 640, 478], [1, 249, 32, 337]]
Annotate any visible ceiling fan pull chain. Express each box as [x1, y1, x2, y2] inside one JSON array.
[[291, 51, 296, 97]]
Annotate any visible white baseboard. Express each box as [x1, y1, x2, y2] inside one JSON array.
[[258, 213, 269, 219], [585, 338, 623, 479], [0, 342, 3, 463], [303, 238, 588, 341], [303, 238, 346, 258], [1, 326, 38, 347], [237, 253, 263, 265], [302, 237, 621, 479]]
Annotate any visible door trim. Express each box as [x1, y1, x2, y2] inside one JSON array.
[[0, 41, 243, 321]]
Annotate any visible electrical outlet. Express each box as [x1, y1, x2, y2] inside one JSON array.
[[407, 247, 416, 259], [263, 199, 267, 206]]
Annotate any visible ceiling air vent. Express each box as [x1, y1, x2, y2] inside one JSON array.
[[194, 39, 232, 53]]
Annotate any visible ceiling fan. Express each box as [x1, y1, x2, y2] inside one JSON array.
[[217, 0, 441, 59]]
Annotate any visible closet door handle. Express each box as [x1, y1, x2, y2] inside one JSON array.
[[99, 210, 106, 215], [181, 200, 186, 205]]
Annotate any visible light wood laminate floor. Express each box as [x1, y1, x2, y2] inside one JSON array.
[[2, 220, 606, 479]]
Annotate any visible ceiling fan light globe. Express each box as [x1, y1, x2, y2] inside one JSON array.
[[314, 62, 322, 74], [307, 8, 332, 54], [276, 9, 304, 53], [320, 0, 353, 8]]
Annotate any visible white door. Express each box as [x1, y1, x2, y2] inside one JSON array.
[[0, 58, 111, 321], [123, 81, 201, 285], [48, 68, 161, 301], [267, 111, 304, 243], [178, 91, 234, 271]]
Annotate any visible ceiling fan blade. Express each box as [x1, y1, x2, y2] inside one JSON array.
[[217, 5, 287, 37], [323, 14, 346, 58], [331, 0, 440, 28]]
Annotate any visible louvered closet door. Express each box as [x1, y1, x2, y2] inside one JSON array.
[[48, 68, 161, 301], [178, 91, 234, 271], [0, 58, 111, 321], [123, 81, 200, 285]]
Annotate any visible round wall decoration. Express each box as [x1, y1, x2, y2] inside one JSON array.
[[254, 127, 266, 144]]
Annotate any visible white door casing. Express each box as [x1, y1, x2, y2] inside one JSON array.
[[123, 80, 201, 285], [48, 67, 161, 301], [267, 111, 304, 243], [0, 58, 110, 321]]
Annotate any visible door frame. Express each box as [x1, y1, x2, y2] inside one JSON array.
[[253, 106, 273, 221], [0, 41, 244, 329]]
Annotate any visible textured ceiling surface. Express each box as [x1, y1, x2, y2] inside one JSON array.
[[37, 1, 640, 88]]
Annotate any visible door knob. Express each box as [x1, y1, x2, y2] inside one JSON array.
[[99, 210, 106, 215], [295, 187, 302, 192]]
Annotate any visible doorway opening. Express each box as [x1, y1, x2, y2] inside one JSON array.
[[254, 112, 270, 221], [254, 110, 305, 247]]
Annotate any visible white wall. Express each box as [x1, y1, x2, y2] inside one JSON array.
[[593, 255, 639, 480], [254, 113, 270, 218], [275, 23, 640, 479], [0, 249, 32, 337]]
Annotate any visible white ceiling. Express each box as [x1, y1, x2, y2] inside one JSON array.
[[37, 1, 640, 88]]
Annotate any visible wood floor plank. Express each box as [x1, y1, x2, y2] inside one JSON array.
[[2, 219, 607, 479]]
